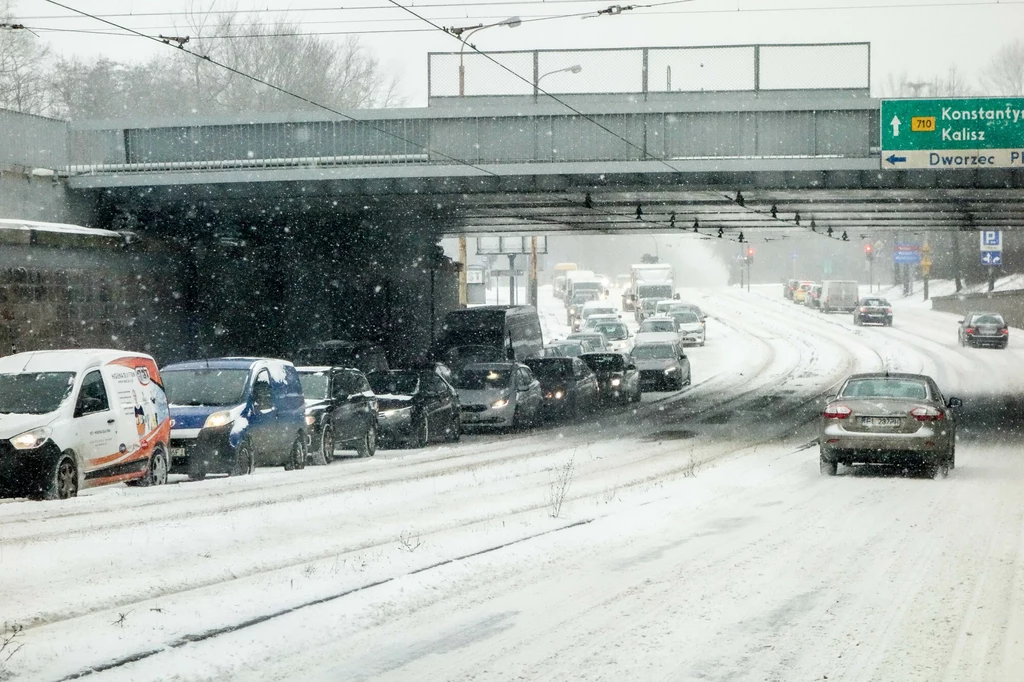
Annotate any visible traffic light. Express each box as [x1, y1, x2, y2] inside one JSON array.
[[864, 243, 874, 261], [746, 247, 755, 264]]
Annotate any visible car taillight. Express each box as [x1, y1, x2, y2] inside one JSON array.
[[965, 327, 976, 335], [886, 308, 892, 313], [910, 406, 944, 421], [1001, 328, 1009, 335], [823, 404, 852, 419], [860, 307, 867, 313]]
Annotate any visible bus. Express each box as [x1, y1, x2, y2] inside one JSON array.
[[553, 262, 579, 298], [432, 305, 544, 369]]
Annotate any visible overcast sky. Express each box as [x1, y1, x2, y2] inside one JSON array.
[[14, 0, 1024, 106]]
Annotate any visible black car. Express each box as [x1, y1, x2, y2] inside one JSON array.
[[580, 352, 642, 404], [294, 340, 389, 374], [853, 297, 892, 326], [958, 312, 1009, 348], [367, 369, 461, 447], [523, 357, 600, 420], [298, 366, 378, 462]]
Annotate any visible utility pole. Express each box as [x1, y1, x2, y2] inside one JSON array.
[[529, 236, 538, 307], [508, 254, 517, 305]]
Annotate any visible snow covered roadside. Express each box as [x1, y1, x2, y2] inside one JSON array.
[[5, 285, 1024, 680]]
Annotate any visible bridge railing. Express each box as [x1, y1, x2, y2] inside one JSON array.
[[428, 43, 870, 100]]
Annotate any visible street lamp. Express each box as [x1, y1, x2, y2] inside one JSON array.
[[451, 16, 521, 96], [449, 15, 520, 305], [536, 64, 583, 86]]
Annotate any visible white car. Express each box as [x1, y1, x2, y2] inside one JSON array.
[[634, 316, 681, 346], [0, 349, 172, 500], [582, 313, 622, 331], [670, 310, 705, 346]]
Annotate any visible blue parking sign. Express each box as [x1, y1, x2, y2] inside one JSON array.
[[981, 231, 1002, 249]]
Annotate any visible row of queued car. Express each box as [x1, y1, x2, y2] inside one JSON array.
[[0, 339, 466, 500]]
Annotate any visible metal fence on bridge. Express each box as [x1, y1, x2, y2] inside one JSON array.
[[428, 43, 870, 99]]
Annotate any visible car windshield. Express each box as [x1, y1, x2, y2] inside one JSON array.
[[632, 345, 676, 360], [583, 354, 624, 371], [163, 369, 250, 406], [840, 378, 930, 400], [594, 323, 627, 340], [972, 314, 1004, 325], [583, 307, 615, 318], [524, 359, 572, 378], [367, 371, 419, 396], [861, 298, 889, 306], [640, 320, 675, 333], [454, 368, 512, 390], [298, 371, 330, 399], [672, 312, 700, 324], [549, 343, 583, 357], [0, 372, 76, 414]]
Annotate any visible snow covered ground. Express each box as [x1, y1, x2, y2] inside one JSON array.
[[3, 284, 1024, 681]]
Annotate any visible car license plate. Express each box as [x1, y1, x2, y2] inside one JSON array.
[[170, 447, 186, 458], [862, 417, 901, 427]]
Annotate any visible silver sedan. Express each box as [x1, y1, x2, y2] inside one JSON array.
[[819, 372, 962, 477]]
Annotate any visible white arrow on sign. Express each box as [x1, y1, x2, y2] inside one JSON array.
[[891, 115, 902, 137]]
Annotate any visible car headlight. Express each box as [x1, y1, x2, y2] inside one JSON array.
[[304, 414, 317, 426], [554, 390, 564, 400], [204, 411, 234, 429], [570, 307, 577, 314], [611, 377, 621, 387], [664, 367, 678, 375], [10, 427, 51, 450], [492, 398, 509, 409]]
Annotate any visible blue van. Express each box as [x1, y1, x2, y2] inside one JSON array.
[[161, 358, 307, 480]]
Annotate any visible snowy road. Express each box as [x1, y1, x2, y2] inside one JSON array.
[[3, 286, 1024, 681]]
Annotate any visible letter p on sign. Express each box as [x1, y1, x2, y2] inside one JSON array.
[[981, 231, 1002, 249]]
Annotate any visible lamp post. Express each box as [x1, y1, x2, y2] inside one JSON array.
[[450, 16, 520, 305], [451, 16, 521, 96]]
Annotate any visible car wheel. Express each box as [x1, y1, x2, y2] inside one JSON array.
[[355, 423, 377, 457], [38, 453, 79, 500], [230, 438, 256, 476], [144, 447, 169, 486], [819, 455, 838, 476], [284, 436, 306, 471], [319, 427, 334, 463], [412, 415, 429, 448]]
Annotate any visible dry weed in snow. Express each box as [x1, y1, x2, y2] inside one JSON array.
[[549, 454, 576, 518]]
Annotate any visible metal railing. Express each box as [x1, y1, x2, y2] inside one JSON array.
[[428, 43, 870, 99]]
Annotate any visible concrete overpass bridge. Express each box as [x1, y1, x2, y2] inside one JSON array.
[[61, 43, 1024, 241]]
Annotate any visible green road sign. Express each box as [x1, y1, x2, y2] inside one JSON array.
[[880, 97, 1024, 170]]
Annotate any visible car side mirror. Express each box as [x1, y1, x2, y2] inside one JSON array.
[[947, 397, 963, 408], [958, 320, 965, 324], [348, 393, 364, 403]]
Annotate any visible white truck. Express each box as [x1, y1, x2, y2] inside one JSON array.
[[564, 270, 605, 306], [624, 263, 674, 312]]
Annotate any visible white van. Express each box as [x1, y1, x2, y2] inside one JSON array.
[[820, 280, 860, 314], [0, 349, 171, 500]]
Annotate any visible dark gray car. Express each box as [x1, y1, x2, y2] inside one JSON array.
[[819, 372, 961, 478], [958, 312, 1009, 349], [630, 342, 690, 391]]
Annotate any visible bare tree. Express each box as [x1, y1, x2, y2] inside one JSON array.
[[880, 66, 974, 98], [982, 39, 1024, 96], [170, 9, 403, 115], [0, 0, 52, 115]]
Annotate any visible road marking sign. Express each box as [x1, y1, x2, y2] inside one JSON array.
[[981, 251, 1003, 266]]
